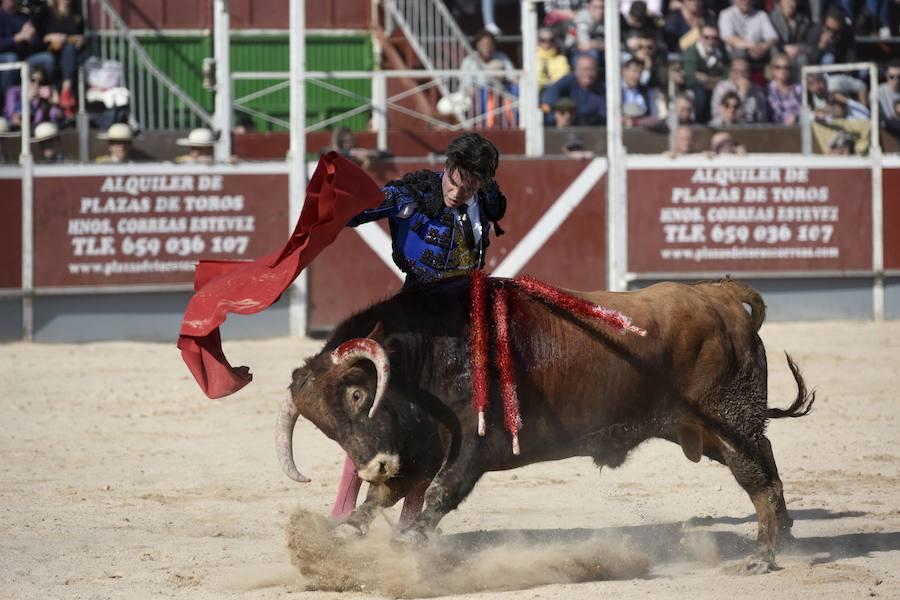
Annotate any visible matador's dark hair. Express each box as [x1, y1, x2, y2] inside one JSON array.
[[444, 133, 499, 185]]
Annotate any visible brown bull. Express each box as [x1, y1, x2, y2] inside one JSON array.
[[276, 276, 814, 568]]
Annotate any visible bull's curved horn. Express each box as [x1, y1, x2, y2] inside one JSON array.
[[275, 395, 311, 483], [331, 338, 390, 418]]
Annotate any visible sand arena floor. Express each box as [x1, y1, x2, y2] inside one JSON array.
[[2, 320, 899, 599]]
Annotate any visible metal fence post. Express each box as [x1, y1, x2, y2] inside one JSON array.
[[604, 0, 627, 292], [19, 62, 34, 341], [289, 0, 308, 337]]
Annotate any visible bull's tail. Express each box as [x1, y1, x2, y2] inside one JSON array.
[[768, 353, 815, 419], [720, 276, 767, 332]]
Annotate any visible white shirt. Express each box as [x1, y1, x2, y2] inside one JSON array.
[[455, 195, 483, 246]]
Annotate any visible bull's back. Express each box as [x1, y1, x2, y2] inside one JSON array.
[[504, 280, 762, 447]]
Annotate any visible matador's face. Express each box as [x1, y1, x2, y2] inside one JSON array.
[[442, 168, 481, 209]]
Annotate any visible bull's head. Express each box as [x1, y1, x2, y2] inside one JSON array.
[[275, 323, 396, 484]]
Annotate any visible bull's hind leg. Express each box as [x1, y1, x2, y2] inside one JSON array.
[[758, 435, 793, 535], [714, 433, 786, 571]]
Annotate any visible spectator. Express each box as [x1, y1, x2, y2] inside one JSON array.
[[710, 90, 745, 126], [569, 0, 605, 63], [543, 0, 586, 27], [718, 0, 778, 64], [828, 130, 855, 155], [674, 92, 696, 123], [0, 0, 55, 94], [175, 127, 215, 164], [769, 0, 811, 72], [877, 59, 900, 125], [551, 96, 578, 127], [42, 0, 85, 119], [766, 53, 802, 125], [561, 130, 595, 158], [627, 29, 667, 89], [664, 0, 715, 52], [669, 57, 688, 95], [807, 72, 829, 116], [622, 1, 655, 37], [232, 113, 256, 135], [806, 5, 855, 66], [621, 57, 660, 126], [711, 57, 768, 122], [95, 123, 136, 164], [0, 114, 14, 162], [460, 29, 517, 127], [541, 53, 606, 126], [683, 22, 729, 122], [32, 120, 63, 162], [321, 126, 379, 170], [620, 0, 663, 18], [884, 98, 900, 143], [668, 124, 698, 155], [827, 91, 869, 121], [460, 29, 515, 92], [710, 130, 747, 154], [536, 27, 570, 91], [5, 66, 62, 128]]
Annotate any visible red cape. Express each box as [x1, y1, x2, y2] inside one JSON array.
[[177, 152, 385, 398]]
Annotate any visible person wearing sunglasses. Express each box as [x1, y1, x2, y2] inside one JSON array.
[[766, 53, 801, 125], [710, 90, 746, 127], [536, 27, 570, 91], [710, 57, 768, 123], [807, 4, 855, 66], [683, 23, 729, 122], [768, 0, 811, 71], [877, 59, 900, 128]]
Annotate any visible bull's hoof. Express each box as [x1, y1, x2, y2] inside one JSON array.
[[724, 550, 780, 575], [328, 516, 368, 539], [391, 526, 429, 547]]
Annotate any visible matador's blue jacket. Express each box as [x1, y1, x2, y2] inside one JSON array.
[[348, 170, 507, 286]]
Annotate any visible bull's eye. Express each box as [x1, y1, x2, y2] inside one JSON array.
[[352, 390, 362, 403]]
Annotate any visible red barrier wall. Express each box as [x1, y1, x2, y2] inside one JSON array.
[[628, 166, 872, 274], [308, 159, 607, 330], [101, 0, 371, 30], [884, 167, 900, 271], [0, 176, 21, 289], [33, 172, 288, 287]]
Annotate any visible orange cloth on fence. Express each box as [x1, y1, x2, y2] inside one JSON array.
[[177, 151, 385, 399]]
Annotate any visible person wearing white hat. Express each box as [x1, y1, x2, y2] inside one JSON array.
[[95, 123, 136, 164], [175, 127, 216, 164], [32, 121, 64, 163]]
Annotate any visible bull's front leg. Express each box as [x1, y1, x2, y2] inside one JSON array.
[[397, 440, 483, 544]]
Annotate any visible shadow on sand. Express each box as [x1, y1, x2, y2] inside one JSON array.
[[435, 508, 900, 566]]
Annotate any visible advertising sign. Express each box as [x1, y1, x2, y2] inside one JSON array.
[[34, 172, 288, 287], [628, 166, 872, 274]]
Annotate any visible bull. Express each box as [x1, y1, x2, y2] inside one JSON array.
[[275, 276, 814, 567]]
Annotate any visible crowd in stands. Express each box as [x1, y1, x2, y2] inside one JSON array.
[[455, 0, 900, 154], [1, 0, 85, 134]]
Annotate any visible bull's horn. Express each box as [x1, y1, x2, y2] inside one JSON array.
[[331, 338, 390, 418], [275, 395, 310, 483]]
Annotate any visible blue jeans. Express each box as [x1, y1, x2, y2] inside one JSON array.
[[0, 51, 55, 92], [481, 0, 495, 26], [57, 43, 84, 85]]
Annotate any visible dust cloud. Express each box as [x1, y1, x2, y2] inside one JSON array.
[[285, 507, 651, 597]]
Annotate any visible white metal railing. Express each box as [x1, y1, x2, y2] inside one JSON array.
[[232, 70, 527, 147], [85, 0, 213, 131], [801, 62, 880, 156], [382, 0, 475, 97]]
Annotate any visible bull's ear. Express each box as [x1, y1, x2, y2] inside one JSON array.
[[366, 322, 385, 343]]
